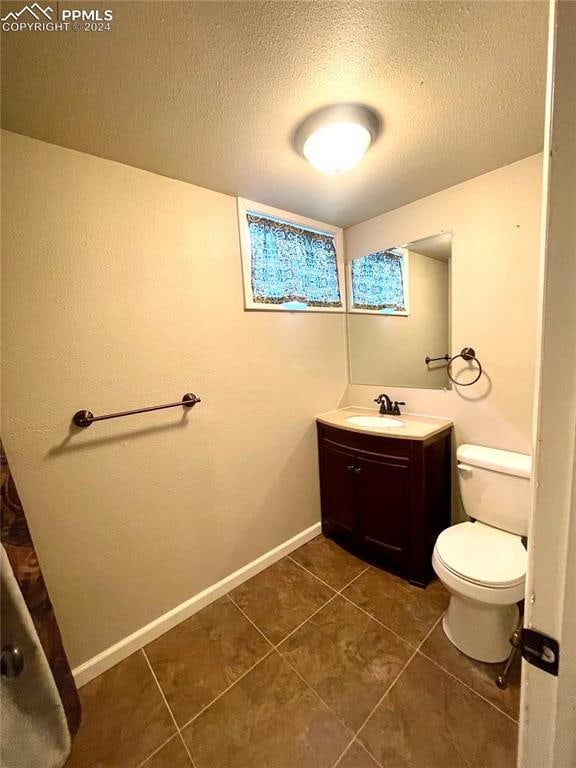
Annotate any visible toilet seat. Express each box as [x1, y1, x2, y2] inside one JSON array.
[[435, 521, 526, 588]]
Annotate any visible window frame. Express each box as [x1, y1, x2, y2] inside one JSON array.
[[237, 197, 346, 313], [346, 247, 410, 316]]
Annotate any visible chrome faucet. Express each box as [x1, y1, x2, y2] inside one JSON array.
[[374, 393, 406, 416]]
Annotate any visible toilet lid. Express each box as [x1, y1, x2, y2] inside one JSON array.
[[435, 522, 527, 588]]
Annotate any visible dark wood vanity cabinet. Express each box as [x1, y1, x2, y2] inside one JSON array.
[[317, 423, 452, 586]]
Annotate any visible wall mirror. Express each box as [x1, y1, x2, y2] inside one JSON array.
[[347, 233, 451, 389]]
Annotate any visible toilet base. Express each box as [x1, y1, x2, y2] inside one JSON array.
[[442, 595, 519, 663]]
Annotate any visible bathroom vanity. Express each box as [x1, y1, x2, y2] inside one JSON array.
[[316, 407, 453, 586]]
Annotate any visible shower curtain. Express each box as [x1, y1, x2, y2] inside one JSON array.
[[1, 442, 81, 766]]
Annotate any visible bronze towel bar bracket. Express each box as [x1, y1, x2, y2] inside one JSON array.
[[425, 347, 483, 387], [72, 393, 201, 428]]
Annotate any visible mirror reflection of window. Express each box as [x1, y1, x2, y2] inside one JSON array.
[[347, 233, 451, 390], [350, 249, 409, 315]]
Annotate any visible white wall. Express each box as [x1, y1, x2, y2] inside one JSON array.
[[345, 155, 542, 455], [348, 250, 449, 388], [0, 131, 348, 667]]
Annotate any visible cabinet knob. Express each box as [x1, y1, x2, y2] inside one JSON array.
[[353, 467, 362, 474], [346, 464, 354, 471]]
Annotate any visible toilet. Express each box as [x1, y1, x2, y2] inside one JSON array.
[[432, 443, 531, 663]]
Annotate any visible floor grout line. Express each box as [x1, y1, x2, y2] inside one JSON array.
[[287, 554, 340, 593], [337, 589, 420, 651], [287, 553, 371, 596], [142, 649, 198, 766], [176, 586, 343, 736], [177, 731, 197, 768], [134, 733, 182, 768], [334, 649, 418, 768], [417, 612, 445, 652], [278, 649, 355, 739], [141, 648, 181, 733], [139, 649, 197, 767], [227, 553, 344, 651], [333, 613, 445, 768], [225, 593, 276, 647], [336, 565, 371, 593], [178, 648, 275, 732], [272, 593, 339, 648], [332, 737, 382, 768], [286, 554, 418, 644], [417, 647, 520, 724], [356, 738, 384, 765], [331, 739, 355, 768], [229, 583, 341, 654]]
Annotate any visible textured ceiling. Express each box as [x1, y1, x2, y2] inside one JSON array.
[[1, 1, 548, 226]]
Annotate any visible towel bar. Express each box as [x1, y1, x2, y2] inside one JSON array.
[[72, 393, 201, 428]]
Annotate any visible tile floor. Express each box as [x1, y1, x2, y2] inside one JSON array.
[[65, 535, 520, 768]]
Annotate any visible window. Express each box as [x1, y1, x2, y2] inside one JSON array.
[[347, 248, 409, 315], [238, 198, 345, 312]]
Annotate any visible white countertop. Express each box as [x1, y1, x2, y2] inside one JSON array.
[[316, 406, 453, 441]]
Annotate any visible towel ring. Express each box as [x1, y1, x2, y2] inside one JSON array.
[[446, 347, 483, 386]]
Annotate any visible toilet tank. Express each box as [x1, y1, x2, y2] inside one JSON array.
[[457, 444, 532, 536]]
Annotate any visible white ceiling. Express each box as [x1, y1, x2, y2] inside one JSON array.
[[1, 1, 548, 227]]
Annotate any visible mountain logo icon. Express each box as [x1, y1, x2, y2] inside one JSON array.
[[1, 3, 53, 21]]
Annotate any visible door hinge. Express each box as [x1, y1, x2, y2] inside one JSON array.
[[520, 628, 560, 676]]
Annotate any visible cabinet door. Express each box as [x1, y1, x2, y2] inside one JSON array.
[[319, 442, 357, 539], [355, 454, 410, 566]]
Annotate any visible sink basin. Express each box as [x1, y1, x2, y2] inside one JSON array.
[[318, 407, 453, 440], [346, 415, 404, 428]]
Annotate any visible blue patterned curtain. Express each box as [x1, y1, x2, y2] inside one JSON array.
[[351, 249, 407, 311], [247, 214, 342, 307]]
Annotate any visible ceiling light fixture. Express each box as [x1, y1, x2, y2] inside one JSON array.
[[294, 104, 381, 176]]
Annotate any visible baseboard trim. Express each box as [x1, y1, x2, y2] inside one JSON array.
[[72, 522, 321, 688]]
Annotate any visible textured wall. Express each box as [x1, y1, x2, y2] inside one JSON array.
[[0, 131, 348, 666], [345, 154, 542, 454]]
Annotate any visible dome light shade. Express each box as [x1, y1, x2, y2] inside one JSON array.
[[294, 104, 380, 175], [303, 122, 371, 175]]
